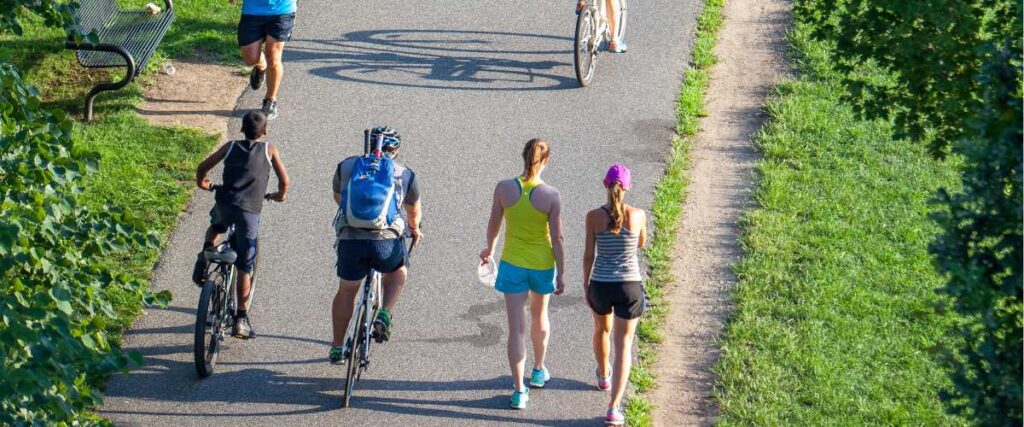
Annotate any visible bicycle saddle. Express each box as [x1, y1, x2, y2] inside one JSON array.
[[204, 245, 237, 264]]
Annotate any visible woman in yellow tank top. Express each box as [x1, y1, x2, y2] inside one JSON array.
[[480, 138, 566, 410]]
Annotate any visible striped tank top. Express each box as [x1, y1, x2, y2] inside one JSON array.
[[592, 207, 642, 282]]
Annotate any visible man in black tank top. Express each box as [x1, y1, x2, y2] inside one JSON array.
[[192, 111, 290, 339]]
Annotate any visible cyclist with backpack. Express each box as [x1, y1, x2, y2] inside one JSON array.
[[328, 126, 422, 364], [192, 110, 290, 339], [479, 138, 566, 409]]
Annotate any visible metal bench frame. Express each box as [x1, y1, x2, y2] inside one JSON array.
[[64, 0, 175, 121]]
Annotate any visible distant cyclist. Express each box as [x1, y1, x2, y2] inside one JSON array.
[[583, 164, 646, 426], [192, 110, 290, 339], [576, 0, 626, 53], [329, 126, 423, 364], [229, 0, 297, 119], [480, 138, 566, 410]]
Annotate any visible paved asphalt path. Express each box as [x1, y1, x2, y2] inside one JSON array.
[[102, 1, 700, 425]]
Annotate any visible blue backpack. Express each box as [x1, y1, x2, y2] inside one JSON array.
[[339, 154, 400, 231]]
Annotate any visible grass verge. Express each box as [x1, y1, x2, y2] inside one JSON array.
[[710, 22, 967, 425], [623, 0, 725, 425], [0, 4, 240, 329]]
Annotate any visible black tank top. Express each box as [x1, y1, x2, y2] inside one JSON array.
[[215, 140, 271, 213]]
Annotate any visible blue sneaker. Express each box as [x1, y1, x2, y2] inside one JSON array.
[[510, 388, 529, 409], [529, 367, 550, 388]]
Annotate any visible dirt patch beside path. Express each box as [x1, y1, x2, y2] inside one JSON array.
[[651, 0, 791, 425], [137, 62, 248, 139]]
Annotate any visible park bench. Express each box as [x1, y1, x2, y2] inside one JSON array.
[[64, 0, 175, 121]]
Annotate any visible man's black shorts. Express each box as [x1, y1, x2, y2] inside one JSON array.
[[587, 280, 647, 320], [238, 13, 295, 46], [335, 239, 407, 281]]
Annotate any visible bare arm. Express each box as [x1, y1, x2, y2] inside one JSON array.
[[268, 143, 290, 201], [547, 188, 566, 295], [480, 182, 505, 264], [635, 209, 648, 248], [404, 200, 422, 245], [195, 142, 231, 191], [582, 210, 596, 294]]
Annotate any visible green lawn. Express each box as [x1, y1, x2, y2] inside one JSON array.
[[712, 25, 967, 425], [0, 1, 242, 326]]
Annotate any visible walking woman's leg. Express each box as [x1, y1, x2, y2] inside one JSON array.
[[505, 292, 530, 391], [609, 316, 639, 409], [593, 312, 613, 377], [528, 291, 551, 370]]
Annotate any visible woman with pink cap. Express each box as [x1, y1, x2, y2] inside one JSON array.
[[582, 164, 647, 426]]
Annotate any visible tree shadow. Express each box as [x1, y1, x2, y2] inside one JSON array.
[[286, 29, 578, 91]]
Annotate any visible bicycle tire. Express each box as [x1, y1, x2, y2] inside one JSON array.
[[574, 4, 598, 87], [194, 280, 221, 378], [342, 302, 366, 408]]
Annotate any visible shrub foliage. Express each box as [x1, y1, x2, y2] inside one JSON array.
[[1, 1, 166, 424]]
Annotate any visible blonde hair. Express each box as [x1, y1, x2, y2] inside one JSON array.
[[521, 138, 550, 180], [606, 181, 626, 234]]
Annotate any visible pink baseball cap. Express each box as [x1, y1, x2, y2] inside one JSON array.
[[603, 164, 632, 190]]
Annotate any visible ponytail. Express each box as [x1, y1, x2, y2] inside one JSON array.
[[607, 182, 626, 234], [521, 138, 550, 180]]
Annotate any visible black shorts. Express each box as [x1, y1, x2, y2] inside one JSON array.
[[336, 239, 407, 281], [237, 13, 295, 46], [587, 280, 646, 319], [209, 204, 260, 273]]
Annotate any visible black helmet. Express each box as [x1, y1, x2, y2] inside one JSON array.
[[370, 125, 401, 150]]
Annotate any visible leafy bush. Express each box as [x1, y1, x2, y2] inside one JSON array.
[[931, 41, 1023, 424], [1, 2, 168, 423]]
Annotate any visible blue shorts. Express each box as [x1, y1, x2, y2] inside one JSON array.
[[209, 204, 260, 273], [495, 261, 556, 295], [336, 239, 407, 281], [238, 13, 295, 46]]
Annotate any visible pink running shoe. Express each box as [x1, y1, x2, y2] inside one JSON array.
[[597, 369, 612, 391], [605, 408, 625, 426]]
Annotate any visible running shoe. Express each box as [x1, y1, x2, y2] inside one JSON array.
[[529, 367, 550, 388], [261, 98, 279, 120], [249, 65, 266, 91], [191, 251, 207, 285], [510, 388, 529, 409], [372, 307, 392, 343], [605, 408, 625, 426], [328, 340, 351, 365], [232, 315, 255, 339], [597, 369, 612, 391], [609, 40, 628, 53]]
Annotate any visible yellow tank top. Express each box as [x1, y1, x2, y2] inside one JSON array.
[[501, 177, 555, 270]]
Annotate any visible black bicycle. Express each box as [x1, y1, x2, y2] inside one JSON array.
[[193, 186, 274, 378]]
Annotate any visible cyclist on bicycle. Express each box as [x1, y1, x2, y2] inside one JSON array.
[[576, 0, 627, 53], [192, 110, 290, 339], [328, 125, 423, 364]]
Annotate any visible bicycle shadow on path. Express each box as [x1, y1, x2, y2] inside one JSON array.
[[285, 29, 578, 91]]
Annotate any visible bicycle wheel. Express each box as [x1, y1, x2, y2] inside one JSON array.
[[194, 279, 223, 378], [574, 3, 598, 87], [616, 0, 627, 42], [342, 301, 366, 408]]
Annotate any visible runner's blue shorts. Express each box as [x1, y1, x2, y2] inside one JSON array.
[[495, 260, 555, 295]]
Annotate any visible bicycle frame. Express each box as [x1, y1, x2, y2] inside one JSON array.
[[354, 270, 382, 369]]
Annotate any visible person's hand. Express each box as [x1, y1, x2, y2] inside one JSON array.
[[409, 226, 423, 247], [268, 191, 286, 202], [197, 178, 212, 191], [554, 275, 566, 296], [479, 248, 493, 265]]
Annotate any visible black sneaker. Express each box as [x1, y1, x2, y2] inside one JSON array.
[[192, 252, 208, 286], [232, 315, 256, 339], [261, 98, 279, 120], [249, 65, 266, 91]]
